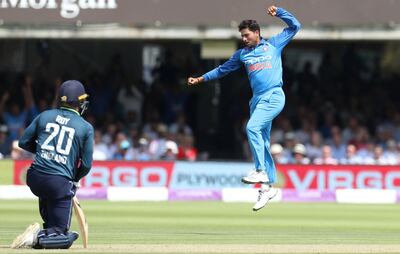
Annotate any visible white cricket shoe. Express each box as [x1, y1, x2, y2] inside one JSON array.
[[11, 222, 40, 249], [253, 188, 278, 211], [241, 170, 269, 184]]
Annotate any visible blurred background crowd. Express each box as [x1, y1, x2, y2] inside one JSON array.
[[0, 41, 400, 165]]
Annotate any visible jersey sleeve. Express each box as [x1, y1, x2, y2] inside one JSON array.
[[75, 124, 94, 181], [18, 114, 40, 153], [267, 7, 301, 50], [202, 49, 242, 81]]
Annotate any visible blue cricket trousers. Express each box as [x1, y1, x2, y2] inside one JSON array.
[[246, 87, 285, 184], [27, 169, 76, 235]]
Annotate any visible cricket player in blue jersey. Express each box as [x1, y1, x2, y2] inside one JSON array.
[[11, 80, 94, 249], [188, 6, 301, 211]]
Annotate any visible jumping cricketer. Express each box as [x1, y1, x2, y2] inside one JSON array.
[[187, 6, 301, 211]]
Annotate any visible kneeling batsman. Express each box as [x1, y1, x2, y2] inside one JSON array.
[[11, 80, 93, 249]]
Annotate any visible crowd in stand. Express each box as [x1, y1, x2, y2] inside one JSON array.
[[1, 44, 400, 165], [0, 64, 200, 162]]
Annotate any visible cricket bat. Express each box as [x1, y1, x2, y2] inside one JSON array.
[[72, 196, 88, 248]]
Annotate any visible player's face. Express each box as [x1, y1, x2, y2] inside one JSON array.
[[240, 28, 260, 47]]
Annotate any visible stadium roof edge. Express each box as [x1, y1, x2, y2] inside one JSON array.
[[0, 26, 400, 40], [1, 0, 400, 27]]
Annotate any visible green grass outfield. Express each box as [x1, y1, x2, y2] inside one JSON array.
[[1, 200, 400, 254]]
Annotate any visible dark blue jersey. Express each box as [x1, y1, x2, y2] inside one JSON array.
[[19, 107, 94, 181]]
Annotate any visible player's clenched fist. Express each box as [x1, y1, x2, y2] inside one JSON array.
[[187, 77, 203, 86], [267, 5, 278, 16]]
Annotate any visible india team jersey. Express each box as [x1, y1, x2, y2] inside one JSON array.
[[19, 107, 93, 181], [202, 7, 301, 96]]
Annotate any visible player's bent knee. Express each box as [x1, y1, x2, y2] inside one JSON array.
[[246, 123, 262, 134]]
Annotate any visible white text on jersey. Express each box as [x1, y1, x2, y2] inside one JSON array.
[[56, 115, 70, 125]]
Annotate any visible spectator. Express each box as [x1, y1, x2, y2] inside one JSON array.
[[102, 124, 118, 149], [177, 134, 197, 161], [282, 132, 296, 161], [113, 140, 135, 160], [384, 139, 399, 165], [123, 111, 141, 131], [93, 130, 109, 161], [328, 126, 346, 161], [109, 132, 129, 159], [294, 116, 315, 145], [271, 143, 289, 164], [271, 116, 293, 144], [161, 140, 178, 161], [142, 111, 162, 141], [0, 125, 12, 158], [0, 76, 36, 140], [133, 137, 151, 161], [319, 111, 337, 140], [357, 141, 375, 161], [291, 143, 310, 164], [364, 146, 388, 165], [169, 113, 193, 136], [306, 131, 323, 161], [340, 144, 363, 164], [118, 82, 144, 127], [342, 116, 361, 144], [352, 127, 371, 151], [148, 124, 179, 160], [314, 145, 338, 165]]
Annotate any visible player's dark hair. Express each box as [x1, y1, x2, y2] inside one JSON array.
[[238, 20, 260, 33]]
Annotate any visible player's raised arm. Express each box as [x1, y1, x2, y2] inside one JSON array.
[[267, 6, 301, 50], [187, 49, 242, 86]]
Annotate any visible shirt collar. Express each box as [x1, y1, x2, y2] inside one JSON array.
[[258, 37, 268, 46], [60, 107, 80, 116], [245, 37, 268, 50]]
